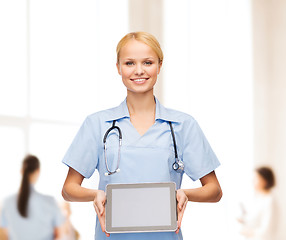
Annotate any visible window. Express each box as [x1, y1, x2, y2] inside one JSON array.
[[163, 0, 254, 239], [0, 0, 128, 239]]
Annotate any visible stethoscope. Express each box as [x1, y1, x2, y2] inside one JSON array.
[[103, 120, 184, 176]]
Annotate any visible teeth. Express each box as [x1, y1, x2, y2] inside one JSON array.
[[133, 79, 146, 82]]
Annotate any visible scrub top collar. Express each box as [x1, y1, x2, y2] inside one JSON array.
[[105, 96, 180, 123]]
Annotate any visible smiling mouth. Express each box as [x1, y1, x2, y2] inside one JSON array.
[[131, 78, 149, 83]]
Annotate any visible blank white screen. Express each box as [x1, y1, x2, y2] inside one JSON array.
[[112, 187, 171, 228]]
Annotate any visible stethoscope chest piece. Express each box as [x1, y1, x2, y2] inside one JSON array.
[[173, 158, 184, 172]]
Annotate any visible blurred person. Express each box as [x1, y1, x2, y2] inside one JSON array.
[[237, 166, 277, 240], [59, 202, 79, 240], [0, 155, 64, 240]]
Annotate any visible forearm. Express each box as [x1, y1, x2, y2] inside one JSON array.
[[54, 227, 61, 240], [183, 182, 222, 203], [0, 228, 8, 240], [62, 180, 98, 202], [62, 167, 100, 202]]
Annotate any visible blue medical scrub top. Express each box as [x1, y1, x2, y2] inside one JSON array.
[[0, 186, 64, 240], [62, 97, 220, 240]]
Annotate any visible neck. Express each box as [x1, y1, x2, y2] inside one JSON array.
[[29, 170, 39, 185], [256, 188, 271, 195], [126, 91, 156, 116]]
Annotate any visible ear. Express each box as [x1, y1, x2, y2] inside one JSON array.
[[116, 62, 121, 75], [157, 62, 162, 75]]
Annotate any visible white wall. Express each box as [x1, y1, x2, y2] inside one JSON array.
[[252, 0, 286, 239]]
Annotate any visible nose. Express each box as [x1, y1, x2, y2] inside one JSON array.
[[134, 64, 144, 75]]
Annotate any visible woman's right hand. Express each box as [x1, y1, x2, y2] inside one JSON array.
[[93, 190, 110, 237]]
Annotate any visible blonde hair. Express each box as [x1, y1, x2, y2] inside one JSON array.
[[116, 32, 163, 64]]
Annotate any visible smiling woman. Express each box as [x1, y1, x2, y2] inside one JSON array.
[[61, 31, 222, 240]]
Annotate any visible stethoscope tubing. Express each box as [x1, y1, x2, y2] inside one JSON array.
[[103, 120, 122, 175], [103, 120, 184, 175], [168, 121, 178, 160]]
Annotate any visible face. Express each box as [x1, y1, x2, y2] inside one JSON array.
[[116, 39, 162, 94], [254, 172, 267, 192]]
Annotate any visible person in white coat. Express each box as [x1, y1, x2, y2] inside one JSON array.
[[238, 167, 276, 240]]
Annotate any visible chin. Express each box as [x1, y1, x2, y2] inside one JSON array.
[[128, 88, 154, 94]]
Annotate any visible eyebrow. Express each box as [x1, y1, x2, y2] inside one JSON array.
[[123, 57, 156, 61]]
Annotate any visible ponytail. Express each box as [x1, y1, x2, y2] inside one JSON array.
[[17, 155, 40, 217]]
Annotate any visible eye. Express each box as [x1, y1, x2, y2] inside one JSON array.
[[125, 61, 134, 66], [144, 61, 153, 66]]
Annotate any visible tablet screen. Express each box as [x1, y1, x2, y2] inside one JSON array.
[[112, 187, 171, 227], [106, 182, 177, 233]]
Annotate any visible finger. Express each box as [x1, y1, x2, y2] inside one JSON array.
[[176, 195, 182, 210], [178, 200, 184, 211], [177, 195, 185, 211], [176, 221, 180, 234], [94, 202, 107, 233], [176, 208, 182, 232], [177, 213, 182, 229], [177, 201, 187, 229], [94, 201, 104, 217], [178, 203, 186, 223], [93, 203, 99, 215], [97, 210, 106, 233], [99, 195, 107, 215], [98, 203, 104, 216], [96, 199, 106, 216], [175, 228, 179, 234], [182, 200, 187, 212]]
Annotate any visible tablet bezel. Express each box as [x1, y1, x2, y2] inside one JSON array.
[[105, 182, 177, 234]]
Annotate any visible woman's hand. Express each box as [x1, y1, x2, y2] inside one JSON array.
[[176, 189, 188, 234], [93, 190, 110, 237]]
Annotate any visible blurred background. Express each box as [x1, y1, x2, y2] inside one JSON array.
[[0, 0, 285, 239]]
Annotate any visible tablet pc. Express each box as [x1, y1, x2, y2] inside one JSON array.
[[105, 182, 177, 233]]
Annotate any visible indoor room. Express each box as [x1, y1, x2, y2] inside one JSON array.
[[0, 0, 285, 239]]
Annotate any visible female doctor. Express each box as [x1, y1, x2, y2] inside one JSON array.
[[62, 32, 222, 240]]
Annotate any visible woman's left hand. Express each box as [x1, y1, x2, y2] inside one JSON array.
[[176, 189, 188, 234]]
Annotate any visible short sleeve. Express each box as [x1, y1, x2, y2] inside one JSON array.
[[182, 119, 220, 181], [62, 116, 100, 178]]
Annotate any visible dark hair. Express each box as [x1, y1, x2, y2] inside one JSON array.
[[17, 154, 40, 217], [256, 166, 275, 190]]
